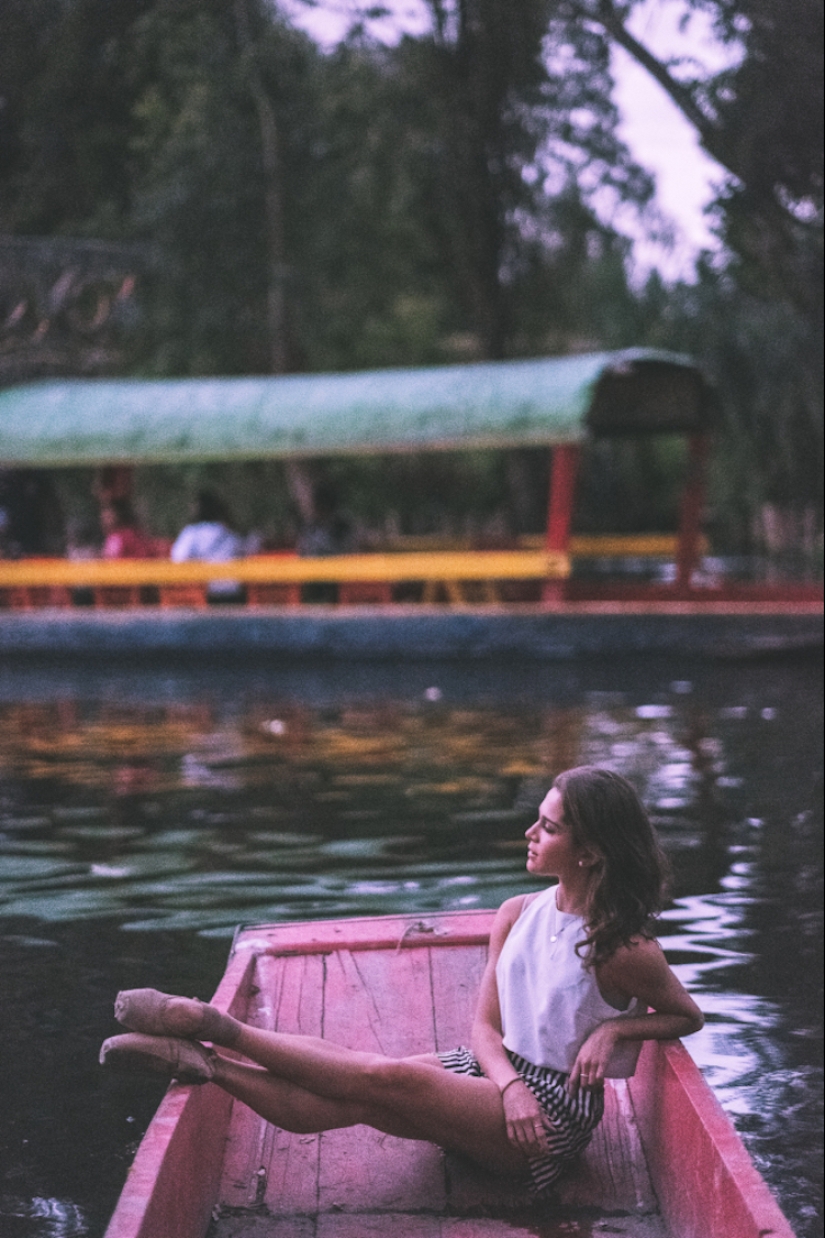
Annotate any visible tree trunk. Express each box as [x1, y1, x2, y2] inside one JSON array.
[[234, 0, 289, 374]]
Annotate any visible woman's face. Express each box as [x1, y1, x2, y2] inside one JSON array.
[[524, 787, 586, 879]]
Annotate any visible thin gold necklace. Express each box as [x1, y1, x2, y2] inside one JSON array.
[[550, 904, 579, 943]]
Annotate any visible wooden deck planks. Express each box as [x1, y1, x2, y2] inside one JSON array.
[[261, 953, 327, 1216], [429, 941, 537, 1211], [211, 1210, 667, 1237], [556, 1080, 658, 1215], [208, 1219, 314, 1238], [429, 941, 488, 1052], [218, 953, 325, 1215], [317, 945, 447, 1213]]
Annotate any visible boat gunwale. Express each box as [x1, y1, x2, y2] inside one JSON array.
[[629, 1039, 798, 1238], [103, 947, 256, 1238]]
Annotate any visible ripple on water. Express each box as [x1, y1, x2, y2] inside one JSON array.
[[0, 1195, 88, 1238]]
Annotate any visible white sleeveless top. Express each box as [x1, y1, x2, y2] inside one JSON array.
[[495, 884, 644, 1076]]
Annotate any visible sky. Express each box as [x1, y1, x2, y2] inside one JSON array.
[[609, 1, 734, 280], [278, 0, 734, 282]]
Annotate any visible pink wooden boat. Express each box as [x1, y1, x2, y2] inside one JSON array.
[[103, 910, 797, 1238]]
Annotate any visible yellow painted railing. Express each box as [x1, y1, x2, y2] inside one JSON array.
[[365, 534, 688, 555], [0, 549, 569, 590], [571, 534, 689, 557], [380, 534, 704, 556], [549, 534, 705, 557], [0, 537, 706, 608]]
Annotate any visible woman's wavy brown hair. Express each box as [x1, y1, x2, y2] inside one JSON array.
[[553, 766, 670, 966]]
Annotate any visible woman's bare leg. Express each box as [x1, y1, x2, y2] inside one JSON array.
[[211, 1039, 526, 1174], [209, 1058, 404, 1134], [128, 997, 526, 1172], [211, 1056, 456, 1145]]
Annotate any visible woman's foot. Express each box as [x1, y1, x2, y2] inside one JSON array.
[[99, 1033, 218, 1084], [114, 989, 241, 1047]]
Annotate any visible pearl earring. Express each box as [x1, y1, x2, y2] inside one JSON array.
[[578, 860, 584, 867]]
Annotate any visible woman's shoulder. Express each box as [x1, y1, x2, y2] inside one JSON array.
[[595, 934, 666, 990], [491, 894, 527, 936], [490, 887, 548, 944], [498, 893, 528, 917], [496, 885, 549, 915]]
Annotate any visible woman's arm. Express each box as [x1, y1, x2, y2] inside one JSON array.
[[471, 895, 551, 1156], [569, 937, 704, 1094], [470, 896, 524, 1089]]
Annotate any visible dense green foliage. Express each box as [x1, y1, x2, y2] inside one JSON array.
[[0, 0, 652, 372], [0, 0, 821, 559]]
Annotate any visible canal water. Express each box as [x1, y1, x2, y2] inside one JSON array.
[[0, 654, 821, 1238]]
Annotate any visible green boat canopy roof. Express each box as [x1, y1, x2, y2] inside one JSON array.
[[0, 349, 712, 468]]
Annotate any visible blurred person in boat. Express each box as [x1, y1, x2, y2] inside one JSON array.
[[0, 468, 64, 558], [295, 481, 355, 558], [100, 766, 703, 1199], [100, 498, 155, 559], [296, 480, 355, 604], [170, 489, 253, 604]]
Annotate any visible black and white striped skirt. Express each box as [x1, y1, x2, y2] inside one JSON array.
[[437, 1045, 604, 1197]]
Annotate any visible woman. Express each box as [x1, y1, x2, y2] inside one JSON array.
[[100, 498, 155, 560], [100, 766, 703, 1195]]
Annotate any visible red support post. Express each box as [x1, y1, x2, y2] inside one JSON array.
[[676, 434, 709, 592], [543, 444, 580, 603]]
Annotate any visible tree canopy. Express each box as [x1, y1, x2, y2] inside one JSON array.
[[579, 0, 823, 320], [0, 0, 821, 555]]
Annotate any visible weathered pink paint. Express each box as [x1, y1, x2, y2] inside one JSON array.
[[103, 911, 797, 1238], [102, 947, 255, 1238], [628, 1037, 796, 1238]]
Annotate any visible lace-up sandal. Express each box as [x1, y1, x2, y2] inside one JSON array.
[[99, 1033, 217, 1083], [114, 988, 242, 1047]]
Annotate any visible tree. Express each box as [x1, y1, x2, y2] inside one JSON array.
[[0, 0, 153, 234], [123, 1, 273, 373], [233, 0, 290, 373], [575, 0, 823, 320], [388, 0, 653, 358], [632, 265, 823, 554], [0, 0, 658, 373]]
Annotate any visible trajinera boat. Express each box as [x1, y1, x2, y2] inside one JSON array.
[[101, 909, 797, 1238], [1, 351, 820, 658]]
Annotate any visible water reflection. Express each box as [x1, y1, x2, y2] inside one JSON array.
[[0, 692, 755, 932], [0, 1196, 88, 1238], [0, 655, 821, 1237]]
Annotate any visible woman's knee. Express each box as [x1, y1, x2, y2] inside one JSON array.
[[363, 1056, 422, 1100]]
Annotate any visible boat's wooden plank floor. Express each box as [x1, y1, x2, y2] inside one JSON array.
[[208, 941, 668, 1238]]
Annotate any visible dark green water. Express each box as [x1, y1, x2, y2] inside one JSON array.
[[0, 655, 821, 1238]]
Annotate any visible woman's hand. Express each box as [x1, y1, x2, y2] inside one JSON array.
[[501, 1079, 549, 1155], [568, 1022, 620, 1095]]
